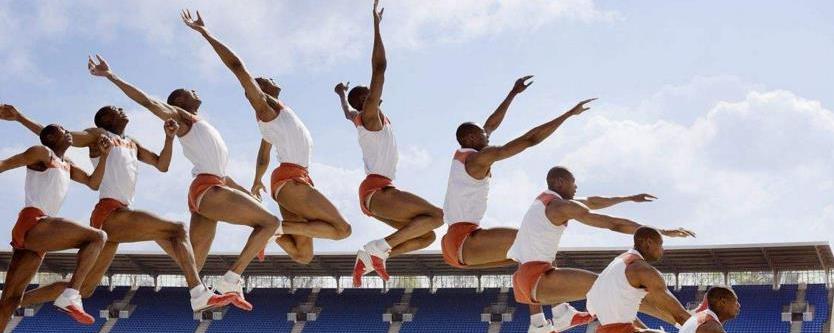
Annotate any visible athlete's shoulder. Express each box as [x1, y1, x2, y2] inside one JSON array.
[[697, 320, 725, 333]]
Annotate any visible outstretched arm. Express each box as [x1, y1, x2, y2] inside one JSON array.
[[251, 139, 272, 201], [360, 0, 387, 131], [334, 82, 359, 121], [483, 75, 533, 136], [0, 104, 99, 147], [549, 200, 696, 237], [88, 56, 181, 123], [70, 136, 112, 190], [0, 146, 50, 173], [181, 9, 275, 121], [577, 193, 657, 210], [637, 264, 691, 326], [136, 119, 178, 172]]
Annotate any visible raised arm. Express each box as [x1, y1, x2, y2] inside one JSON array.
[[549, 200, 696, 237], [181, 9, 275, 121], [88, 56, 180, 123], [483, 75, 533, 136], [136, 119, 178, 172], [69, 136, 112, 190], [636, 264, 691, 326], [334, 82, 359, 121], [251, 139, 272, 201], [0, 146, 50, 173], [577, 193, 657, 210], [360, 0, 387, 130], [0, 104, 98, 147]]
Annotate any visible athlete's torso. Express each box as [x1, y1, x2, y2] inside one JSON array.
[[24, 148, 71, 216], [443, 148, 490, 225], [680, 309, 721, 333], [179, 119, 229, 177], [91, 135, 138, 205], [354, 112, 398, 179], [508, 190, 568, 263], [586, 249, 649, 325], [258, 107, 313, 168]]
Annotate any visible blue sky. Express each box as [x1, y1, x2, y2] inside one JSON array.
[[1, 0, 833, 254]]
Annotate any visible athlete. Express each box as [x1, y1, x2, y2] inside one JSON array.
[[586, 227, 692, 332], [680, 286, 739, 333], [0, 122, 109, 328], [87, 54, 278, 311], [508, 166, 696, 332], [180, 9, 352, 266], [333, 0, 443, 287], [0, 104, 235, 312]]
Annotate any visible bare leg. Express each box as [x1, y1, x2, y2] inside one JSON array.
[[535, 268, 598, 304], [197, 186, 279, 274], [24, 218, 107, 292], [189, 213, 218, 272], [459, 227, 518, 267], [273, 206, 314, 265], [21, 242, 119, 306], [275, 182, 351, 240], [0, 250, 43, 331], [368, 187, 443, 255]]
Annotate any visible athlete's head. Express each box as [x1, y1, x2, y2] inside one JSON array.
[[94, 105, 129, 134], [706, 286, 740, 321], [255, 77, 282, 98], [633, 226, 663, 261], [347, 85, 371, 111], [167, 88, 202, 113], [547, 166, 577, 199], [40, 124, 72, 152], [456, 122, 489, 150]]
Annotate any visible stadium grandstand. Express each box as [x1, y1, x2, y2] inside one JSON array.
[[3, 242, 832, 333]]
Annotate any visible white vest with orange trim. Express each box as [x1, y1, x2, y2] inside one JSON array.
[[179, 119, 229, 177], [679, 309, 720, 333], [507, 190, 568, 264], [443, 148, 490, 225], [586, 249, 649, 325], [258, 107, 312, 168], [91, 136, 138, 205], [354, 113, 398, 179], [24, 148, 71, 216]]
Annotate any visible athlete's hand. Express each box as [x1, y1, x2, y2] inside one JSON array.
[[660, 227, 696, 238], [251, 182, 266, 202], [373, 0, 384, 23], [630, 194, 657, 203], [163, 118, 179, 138], [96, 136, 113, 155], [511, 75, 534, 94], [0, 104, 20, 121], [334, 82, 350, 96], [567, 98, 596, 116], [88, 55, 113, 78], [181, 9, 206, 33]]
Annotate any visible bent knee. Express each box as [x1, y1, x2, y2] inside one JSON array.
[[169, 221, 188, 239], [334, 223, 352, 240], [291, 251, 314, 265], [419, 231, 437, 245], [90, 229, 107, 244]]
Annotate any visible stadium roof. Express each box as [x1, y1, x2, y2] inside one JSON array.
[[6, 242, 832, 278]]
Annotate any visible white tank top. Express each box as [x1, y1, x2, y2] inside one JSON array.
[[354, 113, 398, 179], [507, 190, 568, 263], [179, 119, 229, 177], [443, 148, 490, 225], [24, 148, 71, 216], [586, 249, 649, 325], [258, 107, 312, 168], [91, 136, 138, 205], [680, 309, 720, 333]]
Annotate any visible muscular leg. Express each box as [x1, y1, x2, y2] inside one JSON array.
[[0, 250, 43, 331], [459, 227, 518, 267], [197, 186, 279, 274], [189, 213, 218, 272], [368, 187, 443, 255], [24, 218, 107, 293], [21, 242, 119, 306], [275, 182, 351, 240], [274, 206, 314, 264]]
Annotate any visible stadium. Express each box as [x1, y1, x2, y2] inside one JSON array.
[[4, 242, 831, 332]]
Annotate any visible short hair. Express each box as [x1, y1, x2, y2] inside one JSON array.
[[547, 166, 574, 184], [167, 88, 190, 106], [39, 124, 62, 146], [456, 122, 483, 146], [94, 106, 117, 128], [347, 86, 369, 111], [706, 286, 736, 309], [254, 77, 271, 87], [634, 226, 661, 245]]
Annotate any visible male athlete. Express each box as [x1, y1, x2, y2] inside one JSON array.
[[585, 227, 692, 332], [0, 122, 109, 328], [87, 54, 278, 310], [180, 10, 352, 265], [0, 104, 235, 312], [680, 286, 739, 333], [508, 166, 696, 332], [333, 0, 443, 287]]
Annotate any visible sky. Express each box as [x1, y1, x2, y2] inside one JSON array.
[[0, 0, 833, 255]]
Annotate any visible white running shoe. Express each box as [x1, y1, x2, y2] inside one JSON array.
[[191, 287, 234, 312], [352, 249, 375, 288], [215, 277, 253, 311], [528, 319, 557, 333], [552, 303, 594, 332], [54, 292, 94, 325]]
